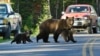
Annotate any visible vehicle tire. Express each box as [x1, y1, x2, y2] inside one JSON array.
[[93, 27, 97, 33], [3, 25, 11, 40], [87, 27, 93, 34], [87, 19, 93, 34], [13, 23, 21, 36]]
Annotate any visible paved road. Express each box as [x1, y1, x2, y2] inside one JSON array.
[[0, 34, 100, 56]]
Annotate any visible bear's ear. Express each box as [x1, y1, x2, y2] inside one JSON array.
[[70, 17, 74, 21], [29, 30, 33, 34], [65, 16, 68, 19], [72, 17, 74, 21], [72, 17, 74, 19], [69, 17, 74, 20]]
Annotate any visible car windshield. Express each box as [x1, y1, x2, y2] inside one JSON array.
[[67, 6, 89, 13], [0, 5, 7, 14]]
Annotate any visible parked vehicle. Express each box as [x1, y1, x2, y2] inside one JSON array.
[[0, 3, 22, 39], [61, 4, 98, 34], [97, 17, 100, 32]]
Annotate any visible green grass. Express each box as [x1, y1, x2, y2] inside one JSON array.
[[0, 36, 13, 43], [0, 39, 9, 43]]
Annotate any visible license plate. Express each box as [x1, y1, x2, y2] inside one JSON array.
[[78, 22, 82, 25], [73, 22, 82, 26]]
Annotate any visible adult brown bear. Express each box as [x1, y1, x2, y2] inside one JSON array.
[[36, 17, 76, 43]]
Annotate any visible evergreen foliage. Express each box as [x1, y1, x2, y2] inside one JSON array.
[[11, 0, 96, 35]]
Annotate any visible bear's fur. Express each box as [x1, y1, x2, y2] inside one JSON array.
[[37, 17, 75, 43], [61, 29, 77, 43], [11, 30, 33, 44]]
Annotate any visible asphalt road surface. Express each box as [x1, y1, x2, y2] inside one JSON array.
[[0, 33, 100, 56]]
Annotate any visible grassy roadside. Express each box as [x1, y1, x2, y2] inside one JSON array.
[[0, 39, 10, 43], [0, 36, 13, 43]]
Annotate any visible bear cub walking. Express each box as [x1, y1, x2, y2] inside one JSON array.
[[11, 30, 33, 44]]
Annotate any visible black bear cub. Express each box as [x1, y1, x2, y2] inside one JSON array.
[[11, 30, 33, 44]]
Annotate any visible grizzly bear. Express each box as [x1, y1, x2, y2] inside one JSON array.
[[11, 30, 33, 44], [61, 29, 77, 43], [37, 17, 76, 43]]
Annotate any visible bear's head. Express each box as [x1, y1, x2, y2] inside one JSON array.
[[65, 17, 74, 29], [25, 30, 33, 37]]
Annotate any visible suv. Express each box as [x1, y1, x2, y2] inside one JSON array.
[[0, 3, 22, 39], [61, 4, 98, 34]]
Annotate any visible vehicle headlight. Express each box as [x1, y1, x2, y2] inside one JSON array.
[[3, 19, 8, 24], [83, 17, 88, 19], [61, 16, 66, 19]]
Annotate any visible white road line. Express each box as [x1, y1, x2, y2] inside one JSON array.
[[82, 38, 93, 56], [0, 48, 67, 54], [89, 37, 98, 56], [82, 37, 97, 56], [74, 34, 100, 37]]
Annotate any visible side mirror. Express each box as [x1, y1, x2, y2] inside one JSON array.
[[9, 11, 15, 15], [7, 12, 15, 17]]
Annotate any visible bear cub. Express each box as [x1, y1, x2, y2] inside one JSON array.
[[61, 29, 77, 43], [11, 30, 33, 44]]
